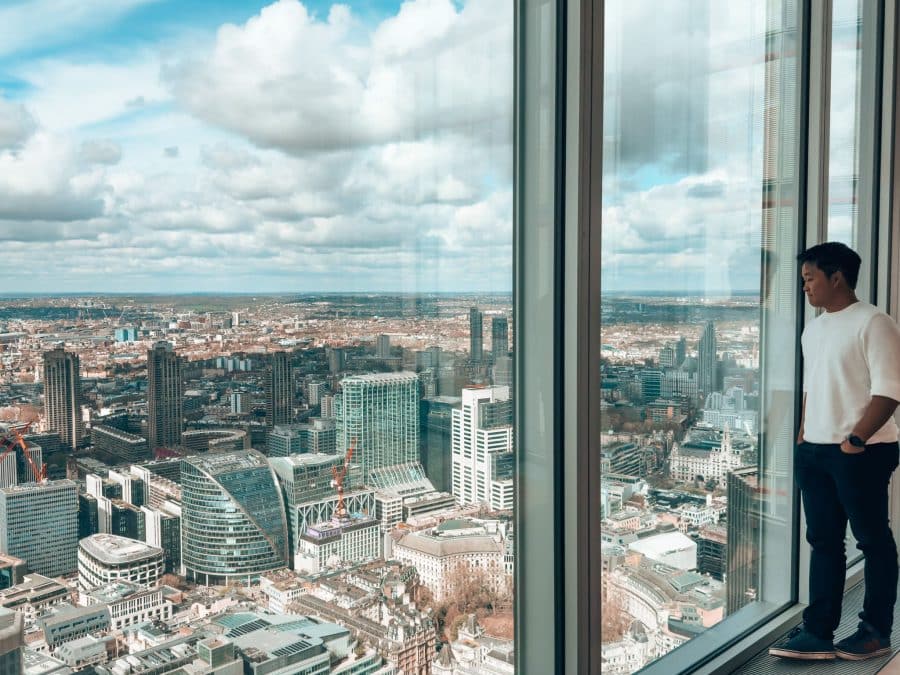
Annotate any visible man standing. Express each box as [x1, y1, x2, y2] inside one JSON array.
[[770, 242, 900, 660]]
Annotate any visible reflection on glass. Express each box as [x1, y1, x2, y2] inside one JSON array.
[[0, 1, 514, 671], [600, 2, 800, 671], [827, 0, 862, 246]]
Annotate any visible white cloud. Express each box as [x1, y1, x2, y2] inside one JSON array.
[[164, 0, 512, 155], [0, 98, 37, 149]]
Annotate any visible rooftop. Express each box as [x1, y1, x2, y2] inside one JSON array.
[[183, 449, 268, 475], [79, 534, 163, 565]]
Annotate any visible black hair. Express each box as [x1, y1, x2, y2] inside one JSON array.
[[797, 241, 862, 289]]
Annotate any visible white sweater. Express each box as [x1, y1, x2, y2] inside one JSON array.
[[801, 301, 900, 444]]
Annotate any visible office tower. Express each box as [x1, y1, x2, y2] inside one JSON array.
[[421, 396, 459, 493], [337, 373, 420, 476], [141, 503, 181, 573], [327, 347, 345, 374], [320, 395, 335, 419], [308, 381, 327, 406], [231, 311, 240, 327], [0, 444, 42, 488], [469, 307, 483, 364], [42, 347, 83, 451], [270, 454, 372, 564], [230, 392, 248, 414], [698, 321, 718, 395], [451, 387, 515, 511], [675, 336, 687, 367], [181, 450, 289, 585], [0, 480, 78, 577], [0, 608, 23, 674], [491, 316, 509, 360], [265, 351, 293, 429], [727, 467, 762, 615], [147, 342, 183, 451], [493, 355, 513, 388], [658, 344, 675, 368], [377, 334, 391, 359]]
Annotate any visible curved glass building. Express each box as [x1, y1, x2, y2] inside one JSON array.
[[181, 450, 289, 585]]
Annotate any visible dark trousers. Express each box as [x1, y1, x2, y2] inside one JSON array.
[[796, 441, 900, 640]]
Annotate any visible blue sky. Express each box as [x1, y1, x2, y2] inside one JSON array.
[[0, 0, 513, 294]]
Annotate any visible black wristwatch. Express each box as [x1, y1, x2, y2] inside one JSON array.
[[847, 434, 866, 448]]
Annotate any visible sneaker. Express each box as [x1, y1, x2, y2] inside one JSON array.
[[769, 625, 836, 660], [834, 622, 892, 660]]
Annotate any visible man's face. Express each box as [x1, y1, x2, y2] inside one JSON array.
[[801, 262, 835, 308]]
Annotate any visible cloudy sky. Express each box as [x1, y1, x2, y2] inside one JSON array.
[[0, 0, 513, 293], [0, 0, 861, 296]]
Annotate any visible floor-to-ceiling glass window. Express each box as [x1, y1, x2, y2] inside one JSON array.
[[599, 2, 803, 672]]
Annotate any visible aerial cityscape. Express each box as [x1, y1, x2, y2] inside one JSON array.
[[0, 292, 516, 673], [600, 293, 777, 673]]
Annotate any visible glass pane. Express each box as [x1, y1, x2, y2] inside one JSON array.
[[600, 1, 801, 671], [0, 0, 514, 669], [827, 0, 879, 565], [827, 0, 862, 247]]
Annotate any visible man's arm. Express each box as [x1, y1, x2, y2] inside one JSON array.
[[797, 393, 806, 444], [842, 395, 900, 452]]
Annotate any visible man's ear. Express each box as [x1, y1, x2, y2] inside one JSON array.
[[830, 270, 847, 288]]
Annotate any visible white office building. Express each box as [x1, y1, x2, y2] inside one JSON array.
[[451, 387, 515, 511]]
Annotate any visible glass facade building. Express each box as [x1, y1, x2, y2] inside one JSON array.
[[336, 373, 420, 477], [181, 450, 289, 585]]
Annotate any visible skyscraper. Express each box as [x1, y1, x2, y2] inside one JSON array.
[[337, 373, 419, 476], [727, 466, 761, 615], [698, 321, 718, 394], [376, 334, 391, 359], [451, 386, 515, 511], [675, 336, 687, 367], [181, 450, 289, 585], [42, 347, 83, 451], [491, 316, 509, 360], [147, 342, 184, 451], [469, 307, 483, 364], [265, 351, 293, 429]]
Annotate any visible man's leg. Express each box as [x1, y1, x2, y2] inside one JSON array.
[[797, 442, 848, 640], [836, 442, 900, 638]]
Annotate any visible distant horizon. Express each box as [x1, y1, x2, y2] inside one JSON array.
[[0, 290, 513, 298]]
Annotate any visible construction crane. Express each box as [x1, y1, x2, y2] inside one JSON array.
[[0, 423, 47, 484], [331, 440, 355, 520]]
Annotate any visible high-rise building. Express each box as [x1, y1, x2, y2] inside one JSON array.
[[0, 444, 42, 487], [676, 336, 687, 366], [147, 342, 183, 451], [308, 381, 327, 406], [265, 351, 293, 429], [270, 454, 373, 563], [698, 321, 718, 395], [337, 373, 420, 476], [727, 466, 762, 614], [181, 450, 289, 585], [320, 395, 335, 419], [491, 316, 509, 360], [230, 392, 248, 414], [42, 347, 83, 451], [0, 480, 78, 577], [421, 396, 459, 493], [0, 607, 23, 674], [469, 307, 483, 364], [451, 387, 515, 511], [141, 502, 181, 574], [376, 334, 391, 359]]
